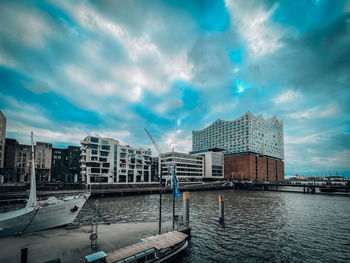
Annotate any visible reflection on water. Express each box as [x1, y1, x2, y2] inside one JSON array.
[[75, 190, 350, 262]]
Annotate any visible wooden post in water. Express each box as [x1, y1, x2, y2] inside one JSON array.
[[219, 195, 224, 224], [183, 192, 190, 228]]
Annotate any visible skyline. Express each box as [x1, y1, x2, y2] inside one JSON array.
[[1, 0, 349, 177]]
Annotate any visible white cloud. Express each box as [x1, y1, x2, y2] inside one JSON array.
[[273, 90, 301, 104], [154, 99, 183, 114], [0, 3, 53, 48], [159, 129, 192, 153], [225, 0, 285, 57], [54, 1, 193, 97], [287, 104, 340, 119]]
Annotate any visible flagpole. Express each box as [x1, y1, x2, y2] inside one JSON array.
[[158, 156, 162, 235], [172, 164, 176, 230]]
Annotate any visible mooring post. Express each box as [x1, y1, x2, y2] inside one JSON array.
[[183, 192, 190, 228], [219, 195, 224, 224], [21, 248, 28, 263]]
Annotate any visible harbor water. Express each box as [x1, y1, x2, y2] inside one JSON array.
[[1, 189, 350, 262], [75, 189, 350, 262]]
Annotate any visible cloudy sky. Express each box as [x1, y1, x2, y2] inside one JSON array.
[[1, 0, 349, 177]]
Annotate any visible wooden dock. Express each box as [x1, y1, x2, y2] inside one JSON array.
[[0, 221, 174, 263]]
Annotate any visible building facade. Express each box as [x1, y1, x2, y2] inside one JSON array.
[[190, 148, 225, 181], [35, 142, 52, 182], [193, 112, 285, 181], [0, 111, 7, 175], [4, 138, 18, 182], [51, 146, 80, 183], [51, 148, 68, 182], [160, 152, 204, 183], [192, 111, 284, 160], [80, 136, 152, 184], [224, 153, 284, 181], [67, 146, 81, 182], [15, 143, 32, 182]]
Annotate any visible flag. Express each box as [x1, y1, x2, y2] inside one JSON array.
[[172, 167, 181, 197], [159, 182, 163, 189]]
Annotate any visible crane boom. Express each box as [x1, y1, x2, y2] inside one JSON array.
[[144, 128, 162, 155]]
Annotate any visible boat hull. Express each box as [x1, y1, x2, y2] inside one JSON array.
[[25, 194, 87, 233], [0, 194, 89, 237], [0, 208, 37, 237]]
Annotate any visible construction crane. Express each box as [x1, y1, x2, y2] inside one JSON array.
[[144, 128, 163, 235], [144, 128, 162, 156]]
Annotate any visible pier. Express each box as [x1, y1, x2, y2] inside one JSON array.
[[0, 221, 175, 263]]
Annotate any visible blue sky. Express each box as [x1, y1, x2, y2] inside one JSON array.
[[0, 0, 349, 177]]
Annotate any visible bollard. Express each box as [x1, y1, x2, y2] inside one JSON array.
[[183, 192, 190, 228], [21, 248, 28, 263], [219, 195, 224, 224]]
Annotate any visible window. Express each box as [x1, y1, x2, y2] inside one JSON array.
[[91, 150, 98, 155], [100, 151, 109, 156], [101, 145, 110, 150], [101, 140, 109, 145], [90, 137, 99, 143], [87, 144, 98, 149]]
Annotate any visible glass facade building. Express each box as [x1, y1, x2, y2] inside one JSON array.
[[192, 111, 284, 160]]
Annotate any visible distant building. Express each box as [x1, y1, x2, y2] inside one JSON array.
[[190, 147, 225, 181], [35, 142, 52, 182], [51, 148, 68, 182], [4, 138, 18, 182], [160, 152, 204, 183], [193, 112, 285, 181], [80, 136, 153, 184], [15, 143, 32, 182], [151, 157, 160, 182], [192, 111, 284, 159], [0, 111, 7, 178], [67, 146, 81, 182], [224, 153, 284, 181], [51, 146, 81, 183]]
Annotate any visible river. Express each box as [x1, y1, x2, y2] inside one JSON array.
[[73, 189, 350, 262]]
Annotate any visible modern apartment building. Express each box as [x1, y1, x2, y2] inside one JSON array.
[[160, 152, 204, 183], [0, 110, 7, 174], [192, 111, 284, 160], [80, 136, 152, 184]]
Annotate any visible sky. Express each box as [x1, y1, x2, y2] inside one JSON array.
[[0, 0, 349, 177]]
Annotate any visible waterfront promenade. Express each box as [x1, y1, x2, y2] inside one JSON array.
[[0, 181, 349, 203]]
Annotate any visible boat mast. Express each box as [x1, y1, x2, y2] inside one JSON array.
[[144, 128, 163, 235], [26, 132, 37, 208]]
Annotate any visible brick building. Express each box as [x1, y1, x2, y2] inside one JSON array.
[[224, 153, 284, 181]]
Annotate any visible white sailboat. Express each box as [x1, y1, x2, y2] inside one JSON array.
[[0, 132, 90, 238]]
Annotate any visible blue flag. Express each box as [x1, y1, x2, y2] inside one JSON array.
[[172, 167, 181, 197]]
